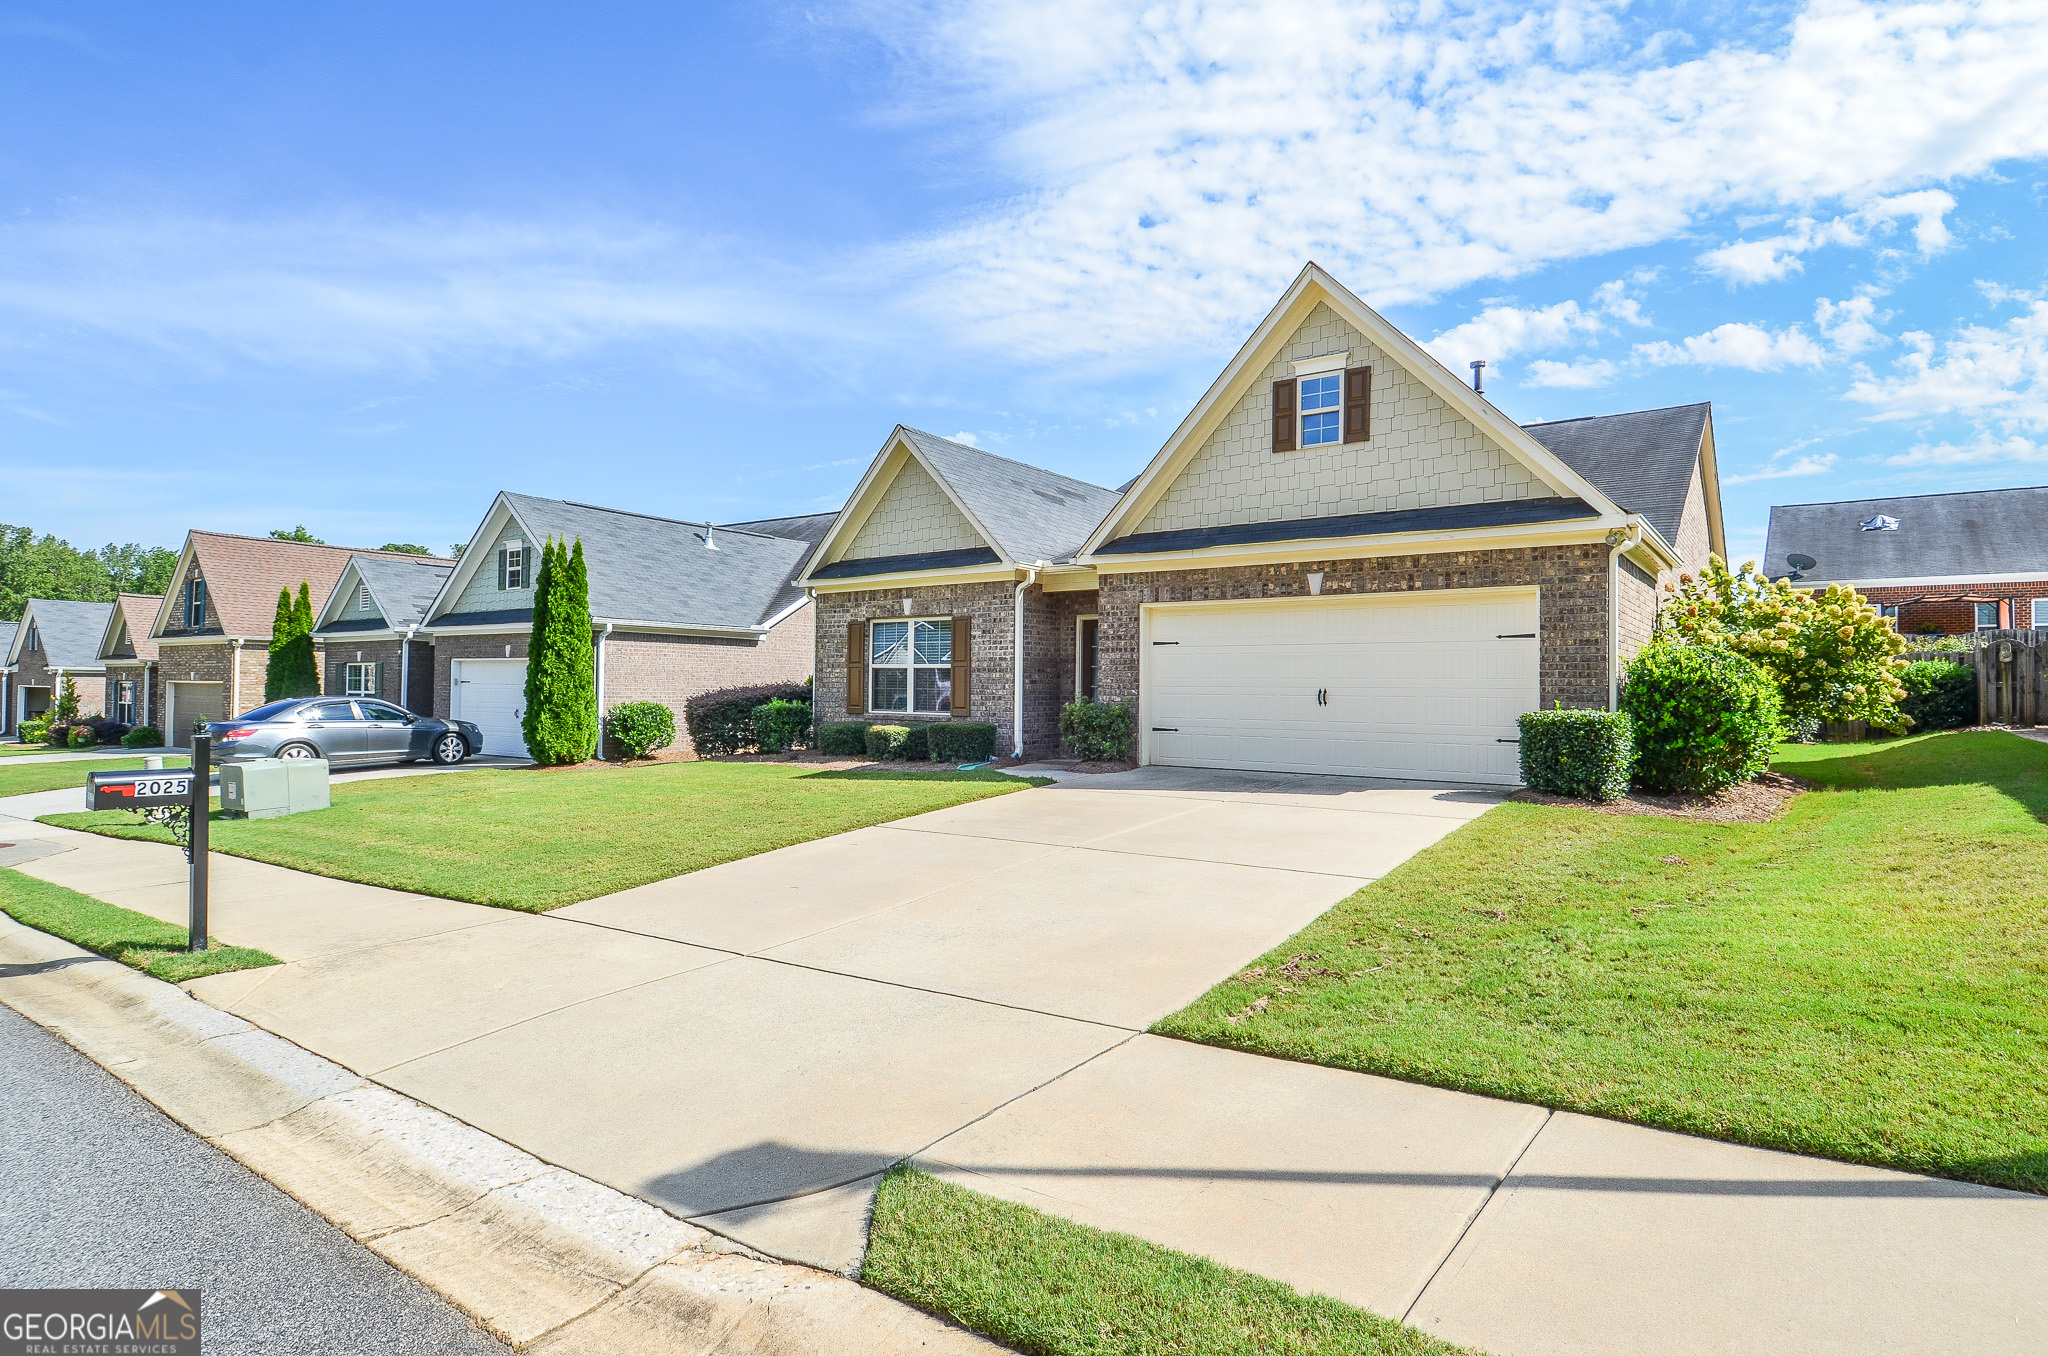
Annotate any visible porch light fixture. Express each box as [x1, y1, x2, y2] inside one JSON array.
[[901, 596, 915, 615], [1307, 572, 1324, 596]]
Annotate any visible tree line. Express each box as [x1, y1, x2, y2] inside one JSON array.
[[0, 524, 179, 621]]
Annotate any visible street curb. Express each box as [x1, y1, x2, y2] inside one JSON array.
[[0, 913, 999, 1353]]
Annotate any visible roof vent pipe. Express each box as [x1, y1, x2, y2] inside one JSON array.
[[1469, 360, 1486, 394], [704, 523, 718, 550]]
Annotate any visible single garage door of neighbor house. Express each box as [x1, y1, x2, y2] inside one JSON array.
[[1141, 587, 1540, 785], [167, 681, 223, 748], [451, 658, 530, 758]]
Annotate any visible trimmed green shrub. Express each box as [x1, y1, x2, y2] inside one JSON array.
[[753, 700, 812, 754], [1517, 706, 1633, 802], [1898, 659, 1976, 731], [864, 723, 930, 760], [1620, 642, 1781, 795], [68, 725, 95, 749], [20, 718, 50, 744], [1058, 700, 1134, 762], [42, 722, 70, 746], [926, 721, 998, 763], [122, 725, 162, 749], [686, 683, 812, 755], [524, 538, 599, 765], [265, 584, 319, 700], [818, 721, 869, 756], [607, 701, 676, 759]]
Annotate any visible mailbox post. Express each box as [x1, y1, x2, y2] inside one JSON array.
[[86, 737, 212, 954]]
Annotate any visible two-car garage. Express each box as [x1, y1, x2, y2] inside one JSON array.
[[1139, 587, 1540, 786]]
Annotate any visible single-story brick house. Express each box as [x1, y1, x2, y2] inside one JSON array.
[[150, 531, 454, 746], [1765, 487, 2048, 635], [311, 552, 456, 712], [3, 599, 115, 736], [419, 493, 832, 757], [96, 593, 166, 733], [799, 263, 1724, 784]]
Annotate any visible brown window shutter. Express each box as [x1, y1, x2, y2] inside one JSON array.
[[951, 617, 971, 716], [1272, 379, 1297, 453], [846, 618, 866, 715], [1343, 366, 1371, 443]]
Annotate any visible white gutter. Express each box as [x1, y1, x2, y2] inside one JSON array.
[[229, 639, 243, 716], [400, 624, 419, 712], [595, 622, 614, 753], [1607, 525, 1643, 712], [1012, 563, 1044, 758]]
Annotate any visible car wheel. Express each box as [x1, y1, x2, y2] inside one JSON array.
[[432, 733, 468, 765], [275, 743, 320, 760]]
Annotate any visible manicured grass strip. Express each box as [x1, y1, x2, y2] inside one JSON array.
[[42, 761, 1046, 912], [864, 1166, 1474, 1356], [0, 868, 278, 983], [1155, 731, 2048, 1195], [0, 755, 190, 798]]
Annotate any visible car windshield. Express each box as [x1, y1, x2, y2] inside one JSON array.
[[234, 700, 306, 722]]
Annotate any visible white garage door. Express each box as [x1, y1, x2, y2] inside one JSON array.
[[1142, 588, 1540, 784], [451, 659, 530, 758]]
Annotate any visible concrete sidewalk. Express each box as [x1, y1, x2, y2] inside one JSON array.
[[4, 768, 2044, 1354]]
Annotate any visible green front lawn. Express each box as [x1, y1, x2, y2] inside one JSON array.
[[43, 761, 1043, 912], [864, 1166, 1474, 1356], [1157, 731, 2048, 1194], [0, 756, 190, 798], [0, 868, 278, 983]]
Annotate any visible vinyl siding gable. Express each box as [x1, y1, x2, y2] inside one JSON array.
[[1134, 301, 1547, 535], [841, 456, 989, 561], [450, 520, 537, 614]]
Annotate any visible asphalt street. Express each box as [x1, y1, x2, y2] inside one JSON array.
[[0, 1000, 510, 1355]]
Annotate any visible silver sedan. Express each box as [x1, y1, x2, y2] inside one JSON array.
[[204, 698, 480, 767]]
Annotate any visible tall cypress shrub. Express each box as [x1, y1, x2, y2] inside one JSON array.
[[266, 579, 320, 700], [522, 537, 597, 764]]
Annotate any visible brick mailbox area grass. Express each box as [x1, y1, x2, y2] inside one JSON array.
[[42, 761, 1043, 913], [1159, 731, 2048, 1195]]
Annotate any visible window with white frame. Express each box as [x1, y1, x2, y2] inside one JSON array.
[[1298, 374, 1342, 446], [185, 576, 207, 628], [2033, 598, 2048, 628], [500, 541, 525, 590], [344, 662, 381, 697], [115, 681, 137, 725], [869, 619, 952, 714], [1975, 601, 2000, 630]]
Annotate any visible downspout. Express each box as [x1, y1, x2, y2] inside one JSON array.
[[230, 638, 244, 718], [1011, 563, 1043, 759], [141, 664, 151, 737], [401, 624, 419, 712], [1606, 524, 1643, 712], [595, 622, 614, 758]]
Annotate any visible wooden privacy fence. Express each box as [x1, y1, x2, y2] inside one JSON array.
[[1973, 629, 2046, 727]]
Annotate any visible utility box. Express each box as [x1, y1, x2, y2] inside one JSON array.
[[220, 758, 331, 819]]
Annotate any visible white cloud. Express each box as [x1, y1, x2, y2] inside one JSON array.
[[1813, 291, 1886, 356], [1697, 192, 1955, 284], [1725, 453, 1839, 485], [1636, 322, 1828, 371], [1524, 358, 1617, 388], [1423, 300, 1602, 368], [1845, 300, 2048, 428], [948, 430, 981, 446], [867, 0, 2048, 361], [1885, 433, 2048, 466]]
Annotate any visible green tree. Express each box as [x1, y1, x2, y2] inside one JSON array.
[[378, 542, 433, 555], [0, 525, 181, 618], [269, 525, 324, 543], [52, 672, 81, 724], [97, 543, 180, 596], [521, 537, 597, 764], [266, 580, 320, 699]]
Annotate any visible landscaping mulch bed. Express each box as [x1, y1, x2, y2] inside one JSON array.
[[1510, 770, 1806, 823]]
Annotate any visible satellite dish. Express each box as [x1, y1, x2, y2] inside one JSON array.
[[1788, 553, 1817, 571]]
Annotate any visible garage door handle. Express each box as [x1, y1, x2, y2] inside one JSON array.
[[1496, 738, 1520, 743], [1151, 641, 1179, 646], [1496, 633, 1536, 639], [1151, 727, 1178, 732]]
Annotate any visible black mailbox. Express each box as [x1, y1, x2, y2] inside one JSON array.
[[87, 768, 198, 811]]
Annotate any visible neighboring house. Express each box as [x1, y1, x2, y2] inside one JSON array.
[[0, 621, 13, 735], [419, 493, 833, 757], [312, 553, 457, 712], [3, 599, 116, 735], [96, 593, 166, 734], [150, 531, 453, 746], [800, 263, 1724, 784], [1764, 487, 2048, 636]]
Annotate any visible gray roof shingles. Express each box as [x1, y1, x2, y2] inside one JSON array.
[[438, 494, 827, 631], [333, 554, 455, 631], [16, 599, 116, 669], [900, 428, 1124, 564], [1521, 403, 1709, 547], [1764, 486, 2048, 583]]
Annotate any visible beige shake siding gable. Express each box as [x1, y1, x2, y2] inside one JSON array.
[[842, 456, 987, 560], [1133, 301, 1548, 535]]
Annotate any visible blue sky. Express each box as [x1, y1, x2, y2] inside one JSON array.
[[4, 1, 2046, 568]]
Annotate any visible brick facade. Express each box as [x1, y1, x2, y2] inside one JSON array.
[[1617, 556, 1659, 661], [10, 650, 105, 727], [600, 605, 815, 754], [1095, 545, 1617, 726], [325, 638, 435, 712], [101, 666, 164, 732], [1855, 580, 2048, 637], [157, 640, 280, 741], [432, 631, 531, 720]]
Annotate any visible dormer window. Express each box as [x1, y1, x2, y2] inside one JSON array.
[[499, 541, 526, 591], [185, 577, 207, 628]]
